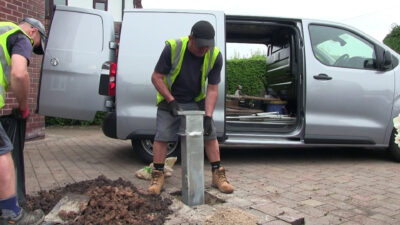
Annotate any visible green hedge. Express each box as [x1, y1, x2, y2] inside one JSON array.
[[45, 112, 106, 126], [384, 24, 400, 54], [226, 55, 267, 96]]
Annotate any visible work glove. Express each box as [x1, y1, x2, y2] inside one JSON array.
[[203, 116, 213, 136], [167, 100, 182, 116], [19, 108, 29, 119]]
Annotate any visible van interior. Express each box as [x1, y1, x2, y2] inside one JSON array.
[[225, 17, 301, 133]]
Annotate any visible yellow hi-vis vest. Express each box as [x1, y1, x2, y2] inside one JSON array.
[[156, 36, 220, 105], [0, 22, 33, 109]]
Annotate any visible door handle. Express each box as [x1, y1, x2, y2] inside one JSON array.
[[313, 73, 332, 80], [50, 58, 59, 66]]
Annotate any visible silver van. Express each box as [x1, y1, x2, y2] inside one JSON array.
[[38, 6, 400, 163]]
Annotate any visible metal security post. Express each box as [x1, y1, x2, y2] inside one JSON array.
[[178, 111, 205, 206]]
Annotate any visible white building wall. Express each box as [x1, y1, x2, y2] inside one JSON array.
[[68, 0, 123, 21], [109, 0, 123, 21], [124, 0, 134, 10], [68, 0, 92, 9]]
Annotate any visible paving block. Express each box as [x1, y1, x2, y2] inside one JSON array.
[[251, 202, 286, 216], [300, 199, 324, 207], [261, 220, 291, 225], [275, 207, 305, 225]]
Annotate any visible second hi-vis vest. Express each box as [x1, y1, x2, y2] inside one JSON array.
[[156, 36, 220, 105], [0, 22, 33, 108]]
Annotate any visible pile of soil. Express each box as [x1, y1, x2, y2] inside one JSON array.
[[205, 207, 259, 225], [26, 176, 173, 225]]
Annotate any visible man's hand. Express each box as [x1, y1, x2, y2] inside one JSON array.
[[20, 108, 29, 119], [204, 116, 213, 136], [167, 100, 182, 116]]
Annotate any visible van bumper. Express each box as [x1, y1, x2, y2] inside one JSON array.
[[102, 112, 117, 138]]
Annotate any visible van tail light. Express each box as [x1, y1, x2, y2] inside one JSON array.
[[109, 62, 117, 96]]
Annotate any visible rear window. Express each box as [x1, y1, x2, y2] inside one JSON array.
[[48, 11, 103, 52]]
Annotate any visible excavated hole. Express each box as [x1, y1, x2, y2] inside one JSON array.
[[170, 190, 225, 205]]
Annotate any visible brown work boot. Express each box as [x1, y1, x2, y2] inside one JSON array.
[[148, 169, 165, 195], [212, 167, 234, 194], [1, 209, 44, 225]]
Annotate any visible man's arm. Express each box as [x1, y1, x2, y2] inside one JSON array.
[[10, 54, 30, 111], [205, 83, 218, 117], [151, 71, 174, 103]]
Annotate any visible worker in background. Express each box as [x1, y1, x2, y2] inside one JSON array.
[[234, 84, 242, 96], [0, 17, 46, 225], [150, 20, 234, 195]]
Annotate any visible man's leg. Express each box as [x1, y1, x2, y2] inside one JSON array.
[[205, 139, 220, 163], [148, 141, 167, 195], [0, 133, 21, 220], [205, 133, 234, 193], [153, 141, 168, 164], [0, 152, 16, 200], [148, 107, 180, 195], [0, 153, 20, 219], [0, 125, 44, 224]]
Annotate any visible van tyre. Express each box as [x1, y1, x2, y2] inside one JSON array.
[[132, 138, 180, 164], [389, 129, 400, 162]]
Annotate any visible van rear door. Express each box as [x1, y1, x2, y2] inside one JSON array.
[[37, 6, 115, 121]]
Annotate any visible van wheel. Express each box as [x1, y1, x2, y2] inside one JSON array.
[[131, 138, 180, 164], [388, 129, 400, 162]]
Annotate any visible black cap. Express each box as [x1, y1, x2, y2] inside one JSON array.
[[21, 17, 47, 55], [190, 20, 215, 47]]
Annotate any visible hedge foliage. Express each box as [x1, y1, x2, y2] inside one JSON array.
[[45, 112, 106, 126], [226, 55, 267, 96], [384, 24, 400, 54]]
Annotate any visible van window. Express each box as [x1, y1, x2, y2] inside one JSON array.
[[309, 25, 376, 70], [93, 0, 108, 11], [48, 11, 103, 52]]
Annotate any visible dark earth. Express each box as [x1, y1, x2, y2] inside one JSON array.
[[26, 176, 173, 225]]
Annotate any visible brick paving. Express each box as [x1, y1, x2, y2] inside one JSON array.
[[24, 126, 400, 224]]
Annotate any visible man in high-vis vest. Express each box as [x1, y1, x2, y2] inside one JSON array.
[[0, 18, 46, 225], [150, 20, 234, 195]]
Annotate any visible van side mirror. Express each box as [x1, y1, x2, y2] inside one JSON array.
[[382, 50, 392, 70], [363, 59, 376, 69], [376, 46, 393, 71]]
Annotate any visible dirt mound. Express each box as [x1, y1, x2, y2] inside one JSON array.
[[26, 176, 173, 225], [205, 207, 259, 225]]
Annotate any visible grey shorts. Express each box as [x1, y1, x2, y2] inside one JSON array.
[[155, 102, 217, 142], [0, 123, 13, 155]]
